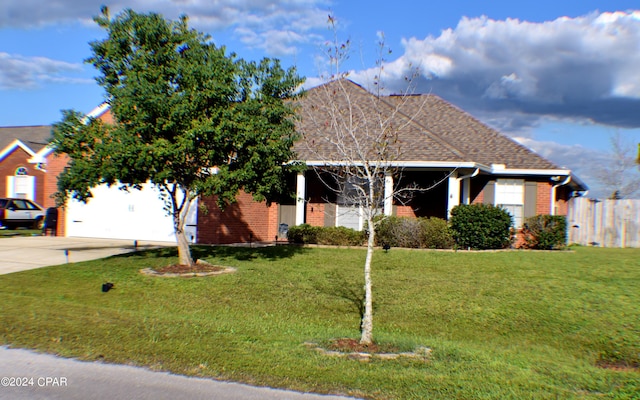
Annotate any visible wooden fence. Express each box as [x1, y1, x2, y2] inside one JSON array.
[[567, 197, 640, 248]]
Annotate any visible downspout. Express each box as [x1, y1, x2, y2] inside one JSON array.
[[458, 168, 480, 180], [550, 176, 571, 216]]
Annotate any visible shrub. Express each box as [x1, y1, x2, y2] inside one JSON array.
[[450, 204, 512, 250], [521, 215, 567, 250], [287, 224, 365, 246], [287, 224, 320, 244], [375, 216, 423, 248], [317, 226, 366, 246], [419, 217, 455, 249], [375, 216, 454, 249]]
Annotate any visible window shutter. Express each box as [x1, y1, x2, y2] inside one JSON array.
[[324, 203, 336, 227], [483, 181, 495, 204], [524, 181, 538, 218]]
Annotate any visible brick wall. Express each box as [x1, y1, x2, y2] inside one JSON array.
[[43, 153, 69, 236], [394, 205, 416, 218], [305, 202, 326, 226], [98, 111, 114, 124], [471, 190, 484, 204], [536, 182, 551, 215], [197, 191, 277, 244]]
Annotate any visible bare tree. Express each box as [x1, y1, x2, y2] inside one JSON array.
[[595, 132, 640, 199], [297, 21, 447, 345]]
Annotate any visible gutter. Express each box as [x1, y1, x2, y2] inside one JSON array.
[[550, 176, 571, 216], [458, 168, 480, 180]]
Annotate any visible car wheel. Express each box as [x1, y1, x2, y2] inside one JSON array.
[[34, 218, 45, 230]]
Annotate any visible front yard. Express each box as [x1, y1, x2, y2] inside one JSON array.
[[0, 245, 638, 399]]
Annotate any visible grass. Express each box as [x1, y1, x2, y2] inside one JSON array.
[[0, 245, 638, 399], [0, 228, 41, 237]]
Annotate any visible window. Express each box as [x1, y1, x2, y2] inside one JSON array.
[[335, 175, 384, 230], [15, 167, 28, 176], [495, 179, 524, 228]]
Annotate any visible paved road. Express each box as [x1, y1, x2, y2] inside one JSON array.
[[0, 236, 173, 274], [0, 347, 355, 400]]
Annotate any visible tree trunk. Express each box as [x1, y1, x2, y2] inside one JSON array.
[[360, 216, 375, 345], [176, 227, 194, 266], [173, 191, 195, 267]]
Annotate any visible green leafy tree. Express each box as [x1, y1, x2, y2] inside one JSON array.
[[52, 8, 303, 266]]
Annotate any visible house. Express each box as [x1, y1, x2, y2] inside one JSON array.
[[0, 125, 52, 205], [9, 79, 587, 243], [199, 79, 588, 243]]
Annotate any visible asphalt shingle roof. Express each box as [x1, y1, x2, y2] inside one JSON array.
[[0, 125, 52, 154], [294, 79, 559, 170]]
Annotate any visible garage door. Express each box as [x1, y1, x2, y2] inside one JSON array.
[[65, 183, 197, 243]]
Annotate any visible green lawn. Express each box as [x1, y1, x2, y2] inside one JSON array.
[[0, 228, 41, 237], [0, 245, 638, 399]]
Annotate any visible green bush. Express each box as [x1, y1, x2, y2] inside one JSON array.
[[287, 224, 320, 244], [521, 215, 567, 250], [450, 204, 513, 250], [419, 217, 456, 249], [317, 226, 366, 246], [287, 224, 364, 246], [375, 216, 423, 248], [375, 216, 454, 249]]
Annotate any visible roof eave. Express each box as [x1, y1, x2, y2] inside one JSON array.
[[301, 160, 488, 169], [0, 139, 37, 162], [490, 167, 588, 191]]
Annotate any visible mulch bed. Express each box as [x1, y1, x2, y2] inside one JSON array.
[[141, 260, 235, 277], [152, 263, 226, 274], [327, 338, 400, 354]]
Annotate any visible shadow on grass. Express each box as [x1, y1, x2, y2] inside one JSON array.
[[312, 269, 374, 332], [115, 243, 310, 262]]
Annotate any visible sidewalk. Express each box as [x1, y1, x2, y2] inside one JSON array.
[[0, 236, 174, 275]]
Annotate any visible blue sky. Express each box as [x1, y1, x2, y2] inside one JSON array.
[[1, 0, 639, 198]]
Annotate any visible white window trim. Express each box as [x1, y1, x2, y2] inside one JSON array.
[[495, 179, 525, 228]]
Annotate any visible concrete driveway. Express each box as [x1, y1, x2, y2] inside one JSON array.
[[0, 236, 173, 275]]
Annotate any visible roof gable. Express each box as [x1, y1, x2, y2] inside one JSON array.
[[0, 139, 37, 162], [0, 125, 52, 155]]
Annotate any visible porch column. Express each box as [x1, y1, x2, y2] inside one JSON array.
[[295, 172, 306, 225], [462, 177, 471, 205], [384, 172, 393, 216], [447, 171, 460, 218]]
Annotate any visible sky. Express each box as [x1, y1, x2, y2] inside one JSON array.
[[1, 0, 639, 199]]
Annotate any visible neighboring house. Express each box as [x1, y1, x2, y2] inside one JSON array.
[[14, 79, 588, 244], [0, 126, 51, 205]]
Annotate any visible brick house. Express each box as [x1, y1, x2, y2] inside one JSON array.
[[199, 79, 587, 244], [5, 79, 587, 243], [0, 126, 52, 205]]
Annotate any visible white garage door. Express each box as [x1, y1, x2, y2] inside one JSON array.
[[66, 183, 197, 243]]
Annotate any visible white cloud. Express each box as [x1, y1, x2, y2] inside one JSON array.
[[0, 0, 331, 56], [360, 10, 640, 132], [0, 52, 89, 90], [513, 135, 640, 199]]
